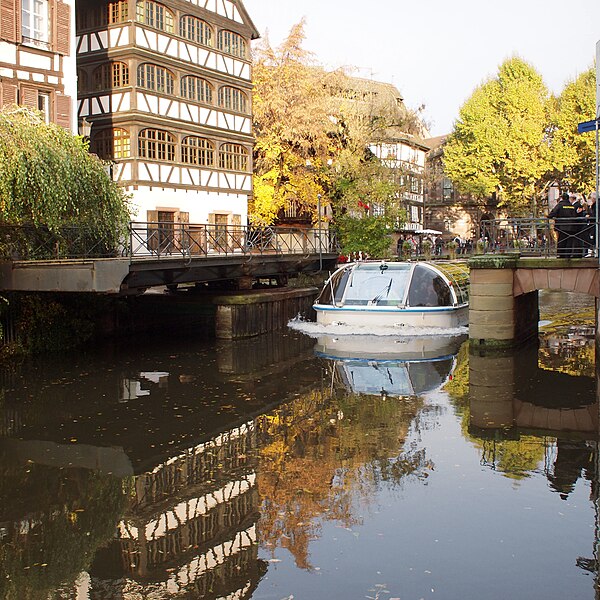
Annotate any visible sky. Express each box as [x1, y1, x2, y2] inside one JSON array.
[[242, 0, 600, 137]]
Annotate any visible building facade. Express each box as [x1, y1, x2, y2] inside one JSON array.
[[0, 0, 76, 131], [76, 0, 258, 230], [424, 134, 499, 242]]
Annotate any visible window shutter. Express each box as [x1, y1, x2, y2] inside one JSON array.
[[147, 210, 159, 251], [55, 1, 70, 55], [1, 82, 18, 105], [55, 93, 72, 129], [0, 0, 18, 43], [21, 86, 38, 108]]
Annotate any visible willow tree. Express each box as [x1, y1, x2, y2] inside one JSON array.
[[444, 57, 552, 215], [251, 20, 336, 225], [0, 105, 130, 253], [549, 67, 597, 194]]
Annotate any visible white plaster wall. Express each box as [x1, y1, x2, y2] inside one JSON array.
[[63, 0, 78, 133], [128, 186, 248, 224]]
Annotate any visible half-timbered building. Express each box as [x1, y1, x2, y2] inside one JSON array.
[[75, 0, 258, 229], [0, 0, 76, 131]]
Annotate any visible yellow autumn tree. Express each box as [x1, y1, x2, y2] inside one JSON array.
[[251, 20, 337, 225]]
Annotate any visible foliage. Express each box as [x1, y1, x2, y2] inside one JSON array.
[[548, 67, 597, 195], [257, 381, 426, 569], [5, 293, 123, 356], [251, 22, 417, 231], [335, 214, 396, 258], [444, 57, 552, 215], [0, 105, 130, 248], [251, 21, 335, 225], [0, 463, 127, 600]]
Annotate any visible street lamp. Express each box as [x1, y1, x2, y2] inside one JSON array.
[[79, 117, 92, 140]]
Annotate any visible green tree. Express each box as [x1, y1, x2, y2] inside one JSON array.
[[444, 57, 552, 215], [549, 66, 597, 194], [0, 105, 130, 252]]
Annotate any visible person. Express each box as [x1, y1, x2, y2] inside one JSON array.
[[586, 191, 598, 257], [549, 192, 578, 258], [571, 193, 588, 257]]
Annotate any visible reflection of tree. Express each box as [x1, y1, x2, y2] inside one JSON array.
[[445, 342, 546, 480], [0, 461, 127, 600], [257, 384, 426, 569]]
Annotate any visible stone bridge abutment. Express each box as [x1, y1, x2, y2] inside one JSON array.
[[469, 256, 599, 349]]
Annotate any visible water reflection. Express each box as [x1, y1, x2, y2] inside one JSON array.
[[315, 334, 465, 397], [0, 291, 598, 599]]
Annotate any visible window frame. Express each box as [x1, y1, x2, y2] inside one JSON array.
[[182, 136, 215, 167], [136, 0, 174, 33], [138, 128, 176, 162], [21, 0, 50, 48], [93, 62, 130, 91], [217, 86, 247, 113], [217, 30, 247, 58], [93, 128, 132, 160], [137, 63, 175, 95], [180, 75, 213, 104], [219, 143, 248, 172], [180, 15, 213, 47]]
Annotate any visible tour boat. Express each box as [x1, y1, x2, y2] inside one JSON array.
[[315, 333, 465, 397], [313, 261, 469, 328]]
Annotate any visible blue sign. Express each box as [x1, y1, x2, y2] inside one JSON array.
[[577, 119, 599, 133]]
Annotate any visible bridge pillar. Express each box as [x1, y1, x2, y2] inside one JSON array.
[[469, 255, 539, 349], [212, 287, 318, 340]]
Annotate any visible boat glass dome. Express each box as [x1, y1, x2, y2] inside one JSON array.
[[316, 261, 469, 308]]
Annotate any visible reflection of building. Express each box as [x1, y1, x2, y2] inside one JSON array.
[[0, 0, 77, 131], [76, 0, 259, 227], [87, 421, 265, 599]]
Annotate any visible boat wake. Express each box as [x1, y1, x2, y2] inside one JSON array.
[[288, 316, 468, 339]]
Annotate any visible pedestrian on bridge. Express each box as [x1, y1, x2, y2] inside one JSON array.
[[549, 192, 579, 258]]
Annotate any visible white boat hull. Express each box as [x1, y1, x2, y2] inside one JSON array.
[[314, 304, 468, 329]]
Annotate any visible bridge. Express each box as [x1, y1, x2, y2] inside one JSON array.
[[0, 222, 339, 295]]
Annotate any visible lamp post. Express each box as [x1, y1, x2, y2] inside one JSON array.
[[317, 193, 322, 270], [79, 117, 92, 141]]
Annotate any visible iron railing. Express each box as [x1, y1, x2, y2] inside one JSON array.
[[0, 222, 339, 261], [478, 217, 598, 258]]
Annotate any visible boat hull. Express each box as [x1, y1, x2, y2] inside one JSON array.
[[314, 304, 468, 328]]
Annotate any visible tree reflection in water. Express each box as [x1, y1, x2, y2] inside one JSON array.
[[257, 380, 430, 569], [0, 460, 126, 600]]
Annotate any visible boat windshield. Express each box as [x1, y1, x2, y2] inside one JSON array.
[[408, 264, 452, 307], [344, 264, 411, 306]]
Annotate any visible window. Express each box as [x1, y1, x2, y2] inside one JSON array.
[[182, 137, 214, 166], [137, 64, 174, 95], [180, 15, 212, 46], [218, 86, 247, 113], [37, 92, 50, 123], [217, 30, 246, 58], [181, 76, 212, 104], [136, 0, 174, 32], [93, 62, 129, 91], [22, 0, 49, 47], [108, 0, 129, 24], [139, 129, 175, 161], [94, 128, 131, 159], [219, 143, 247, 172]]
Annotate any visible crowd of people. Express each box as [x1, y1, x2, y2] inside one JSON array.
[[548, 191, 598, 258]]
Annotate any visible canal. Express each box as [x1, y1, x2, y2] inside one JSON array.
[[0, 290, 597, 599]]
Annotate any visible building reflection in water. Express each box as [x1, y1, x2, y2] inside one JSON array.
[[0, 330, 318, 600], [467, 322, 599, 588]]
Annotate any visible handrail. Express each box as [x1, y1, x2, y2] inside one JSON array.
[[0, 222, 339, 262]]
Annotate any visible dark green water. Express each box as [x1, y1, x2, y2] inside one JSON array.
[[0, 290, 597, 599]]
